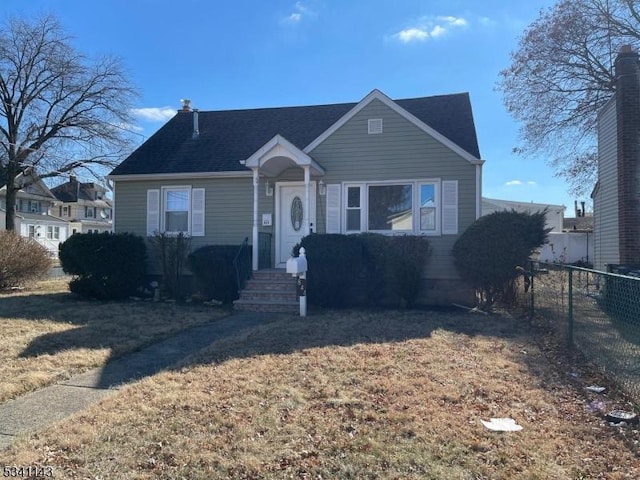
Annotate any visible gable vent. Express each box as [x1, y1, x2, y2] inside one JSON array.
[[368, 118, 383, 134]]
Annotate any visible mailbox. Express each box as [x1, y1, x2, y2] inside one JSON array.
[[286, 254, 307, 275]]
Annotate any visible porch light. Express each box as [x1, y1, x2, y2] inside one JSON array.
[[265, 179, 274, 197], [318, 180, 326, 196]]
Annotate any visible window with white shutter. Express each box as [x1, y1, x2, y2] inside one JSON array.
[[442, 180, 458, 235], [325, 184, 341, 234]]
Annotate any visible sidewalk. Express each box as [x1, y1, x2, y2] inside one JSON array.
[[0, 312, 272, 450]]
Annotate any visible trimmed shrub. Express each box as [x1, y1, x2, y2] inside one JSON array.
[[387, 235, 431, 308], [294, 234, 365, 308], [452, 209, 549, 307], [0, 231, 51, 289], [294, 233, 431, 308], [59, 232, 147, 300], [357, 233, 391, 305], [187, 245, 244, 304]]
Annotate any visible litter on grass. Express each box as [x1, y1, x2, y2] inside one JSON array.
[[586, 385, 606, 393], [481, 418, 523, 432]]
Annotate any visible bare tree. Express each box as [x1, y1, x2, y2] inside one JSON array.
[[498, 0, 640, 196], [0, 14, 137, 230]]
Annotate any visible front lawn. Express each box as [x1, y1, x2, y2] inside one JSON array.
[[0, 278, 231, 404], [1, 307, 638, 479]]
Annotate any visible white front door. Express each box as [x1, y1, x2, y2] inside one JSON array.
[[276, 182, 316, 266]]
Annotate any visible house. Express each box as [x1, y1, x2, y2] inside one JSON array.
[[108, 89, 484, 304], [0, 171, 69, 256], [50, 176, 113, 234], [593, 45, 640, 271], [481, 197, 566, 232]]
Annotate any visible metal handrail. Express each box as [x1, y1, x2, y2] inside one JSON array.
[[233, 237, 250, 292]]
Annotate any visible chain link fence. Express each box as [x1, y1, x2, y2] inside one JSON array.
[[517, 261, 640, 403]]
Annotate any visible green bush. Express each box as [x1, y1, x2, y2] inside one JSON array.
[[59, 232, 147, 300], [294, 234, 365, 308], [187, 245, 245, 304], [294, 233, 431, 308], [452, 209, 549, 307], [387, 235, 431, 308], [357, 233, 391, 305], [0, 231, 51, 289]]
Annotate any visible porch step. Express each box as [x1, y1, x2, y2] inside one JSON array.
[[234, 269, 300, 314]]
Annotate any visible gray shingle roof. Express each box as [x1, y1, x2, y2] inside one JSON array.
[[110, 93, 481, 176]]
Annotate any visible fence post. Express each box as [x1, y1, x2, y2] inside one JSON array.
[[567, 268, 574, 346]]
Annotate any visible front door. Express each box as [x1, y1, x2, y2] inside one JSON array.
[[276, 182, 316, 266]]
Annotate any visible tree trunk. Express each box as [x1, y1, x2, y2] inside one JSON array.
[[5, 181, 17, 231]]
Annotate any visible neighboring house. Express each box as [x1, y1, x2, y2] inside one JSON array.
[[0, 171, 68, 256], [593, 46, 640, 271], [109, 89, 484, 304], [50, 176, 113, 234], [481, 197, 566, 232]]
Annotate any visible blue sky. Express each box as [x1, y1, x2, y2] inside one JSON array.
[[4, 0, 584, 214]]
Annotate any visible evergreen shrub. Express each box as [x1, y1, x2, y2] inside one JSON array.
[[187, 245, 244, 304], [452, 209, 549, 306], [59, 232, 147, 300]]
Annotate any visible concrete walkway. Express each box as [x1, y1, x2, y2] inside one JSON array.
[[0, 312, 272, 450]]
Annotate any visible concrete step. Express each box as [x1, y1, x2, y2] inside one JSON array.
[[234, 298, 300, 314], [234, 269, 300, 313]]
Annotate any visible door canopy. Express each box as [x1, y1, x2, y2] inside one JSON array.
[[244, 134, 325, 177]]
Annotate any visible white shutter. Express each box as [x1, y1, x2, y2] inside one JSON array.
[[146, 189, 160, 236], [191, 188, 205, 237], [442, 180, 458, 235], [325, 184, 341, 234]]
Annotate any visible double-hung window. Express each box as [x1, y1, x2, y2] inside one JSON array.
[[47, 226, 60, 240], [146, 186, 205, 236], [164, 188, 190, 233]]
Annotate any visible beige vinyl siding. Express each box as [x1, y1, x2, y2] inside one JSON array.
[[594, 99, 619, 271], [307, 98, 478, 280]]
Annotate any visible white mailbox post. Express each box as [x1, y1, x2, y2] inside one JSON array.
[[286, 247, 308, 317]]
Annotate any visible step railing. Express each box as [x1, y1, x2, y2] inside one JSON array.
[[233, 237, 251, 292]]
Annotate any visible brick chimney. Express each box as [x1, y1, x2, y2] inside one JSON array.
[[615, 45, 640, 265]]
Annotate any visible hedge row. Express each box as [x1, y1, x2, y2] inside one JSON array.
[[294, 233, 431, 308]]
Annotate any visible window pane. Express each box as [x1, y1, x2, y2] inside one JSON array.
[[420, 184, 436, 231], [346, 209, 361, 231], [347, 187, 360, 208], [420, 208, 436, 230], [166, 190, 189, 211], [368, 184, 413, 230], [166, 211, 188, 232]]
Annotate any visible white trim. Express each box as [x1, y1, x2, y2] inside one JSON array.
[[476, 164, 482, 220], [341, 178, 443, 236], [245, 134, 325, 177], [304, 89, 484, 165], [160, 185, 192, 235], [109, 171, 253, 182]]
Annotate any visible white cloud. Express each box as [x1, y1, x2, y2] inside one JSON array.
[[396, 28, 429, 43], [505, 180, 538, 187], [131, 107, 176, 122], [281, 1, 317, 25], [391, 15, 468, 44]]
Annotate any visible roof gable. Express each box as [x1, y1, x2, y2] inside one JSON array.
[[305, 89, 482, 165], [110, 90, 482, 177]]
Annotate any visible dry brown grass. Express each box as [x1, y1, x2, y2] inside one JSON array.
[[1, 309, 638, 479], [0, 278, 231, 403]]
